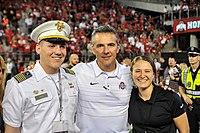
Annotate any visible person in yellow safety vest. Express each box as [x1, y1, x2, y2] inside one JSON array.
[[179, 46, 200, 133]]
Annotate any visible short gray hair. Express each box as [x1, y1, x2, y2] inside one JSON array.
[[91, 25, 119, 46]]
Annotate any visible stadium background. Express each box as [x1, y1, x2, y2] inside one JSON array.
[[0, 0, 199, 71]]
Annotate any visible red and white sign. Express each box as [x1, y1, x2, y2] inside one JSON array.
[[173, 17, 200, 34]]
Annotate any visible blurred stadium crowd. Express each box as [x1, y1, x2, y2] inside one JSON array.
[[0, 0, 199, 74]]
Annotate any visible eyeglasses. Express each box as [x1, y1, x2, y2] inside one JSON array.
[[188, 54, 199, 57]]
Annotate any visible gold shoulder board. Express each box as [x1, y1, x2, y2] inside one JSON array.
[[63, 68, 75, 75], [14, 71, 32, 83]]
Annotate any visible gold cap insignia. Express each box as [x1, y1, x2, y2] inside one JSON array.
[[55, 22, 65, 32]]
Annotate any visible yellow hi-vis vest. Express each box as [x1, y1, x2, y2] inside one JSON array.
[[181, 67, 200, 99]]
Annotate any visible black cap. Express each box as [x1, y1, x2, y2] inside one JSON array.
[[187, 46, 200, 55]]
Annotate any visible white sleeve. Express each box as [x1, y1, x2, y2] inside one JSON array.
[[3, 78, 23, 127]]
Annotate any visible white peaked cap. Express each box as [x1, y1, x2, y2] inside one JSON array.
[[31, 20, 71, 43]]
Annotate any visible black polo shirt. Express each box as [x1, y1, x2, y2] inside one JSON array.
[[128, 85, 185, 133]]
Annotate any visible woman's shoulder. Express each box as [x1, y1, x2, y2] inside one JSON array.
[[130, 87, 139, 101], [155, 85, 181, 101]]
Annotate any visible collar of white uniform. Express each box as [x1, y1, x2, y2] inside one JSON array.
[[92, 59, 121, 79], [33, 61, 65, 81]]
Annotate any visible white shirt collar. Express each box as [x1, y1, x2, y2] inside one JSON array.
[[91, 59, 122, 79], [33, 61, 48, 81], [33, 61, 66, 81]]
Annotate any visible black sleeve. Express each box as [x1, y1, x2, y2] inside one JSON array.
[[171, 93, 185, 118], [128, 87, 138, 124]]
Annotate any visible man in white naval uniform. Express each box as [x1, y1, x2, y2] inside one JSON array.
[[73, 25, 133, 133], [3, 20, 80, 133]]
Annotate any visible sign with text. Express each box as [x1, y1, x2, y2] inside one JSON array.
[[173, 17, 200, 34]]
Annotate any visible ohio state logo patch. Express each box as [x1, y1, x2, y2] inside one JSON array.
[[119, 82, 126, 90]]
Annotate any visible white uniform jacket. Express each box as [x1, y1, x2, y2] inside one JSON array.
[[3, 61, 80, 133]]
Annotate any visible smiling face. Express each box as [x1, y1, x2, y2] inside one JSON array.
[[132, 60, 154, 90], [92, 33, 120, 72], [36, 40, 66, 74]]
